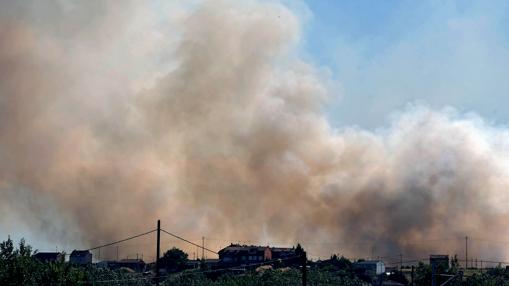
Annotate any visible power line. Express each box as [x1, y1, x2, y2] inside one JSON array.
[[86, 229, 156, 251], [160, 229, 218, 255]]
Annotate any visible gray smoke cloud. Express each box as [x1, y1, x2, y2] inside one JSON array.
[[1, 0, 509, 261]]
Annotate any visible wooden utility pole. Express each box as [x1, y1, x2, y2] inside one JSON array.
[[202, 236, 205, 261], [465, 236, 468, 269], [301, 251, 307, 286], [156, 220, 161, 286]]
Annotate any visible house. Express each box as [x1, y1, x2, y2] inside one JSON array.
[[218, 244, 299, 266], [353, 260, 386, 276], [69, 250, 92, 265], [271, 247, 296, 260], [219, 244, 272, 265], [429, 255, 449, 270], [33, 252, 64, 263]]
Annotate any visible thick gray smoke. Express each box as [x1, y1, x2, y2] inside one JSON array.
[[1, 0, 509, 261]]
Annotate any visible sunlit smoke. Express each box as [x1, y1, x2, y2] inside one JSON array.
[[1, 0, 509, 262]]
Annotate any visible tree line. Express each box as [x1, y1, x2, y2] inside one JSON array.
[[2, 236, 509, 285]]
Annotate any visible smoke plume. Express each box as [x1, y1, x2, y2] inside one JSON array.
[[1, 0, 509, 261]]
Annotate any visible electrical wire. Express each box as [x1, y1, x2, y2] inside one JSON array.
[[86, 229, 156, 251], [161, 228, 218, 255]]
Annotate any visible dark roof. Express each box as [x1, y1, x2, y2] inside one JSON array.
[[354, 260, 383, 265], [219, 244, 269, 253], [119, 259, 145, 264], [33, 252, 62, 260], [430, 255, 449, 259], [70, 250, 91, 257], [219, 244, 300, 256], [272, 247, 294, 252]]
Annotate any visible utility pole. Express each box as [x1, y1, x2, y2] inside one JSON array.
[[202, 236, 205, 261], [301, 251, 307, 286], [156, 220, 161, 286], [465, 236, 468, 269], [400, 253, 403, 270], [116, 246, 119, 261]]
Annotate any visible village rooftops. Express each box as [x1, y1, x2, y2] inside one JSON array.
[[219, 244, 269, 252], [70, 250, 91, 257], [218, 244, 298, 265], [33, 252, 64, 263]]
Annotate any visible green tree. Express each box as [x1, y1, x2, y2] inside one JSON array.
[[160, 247, 189, 273], [414, 262, 431, 286], [0, 236, 152, 285]]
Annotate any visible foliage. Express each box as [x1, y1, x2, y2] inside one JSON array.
[[465, 270, 509, 286], [387, 270, 409, 285], [0, 236, 150, 286], [5, 237, 509, 285], [414, 262, 432, 286], [159, 247, 189, 273], [164, 268, 364, 286]]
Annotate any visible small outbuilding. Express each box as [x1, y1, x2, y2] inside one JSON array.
[[353, 260, 386, 276], [70, 250, 92, 265]]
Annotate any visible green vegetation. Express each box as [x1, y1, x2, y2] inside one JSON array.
[[0, 236, 150, 285], [164, 269, 363, 286], [160, 247, 189, 273], [3, 237, 509, 285]]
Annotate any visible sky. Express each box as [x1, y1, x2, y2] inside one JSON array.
[[299, 0, 509, 128]]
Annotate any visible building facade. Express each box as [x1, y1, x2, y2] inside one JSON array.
[[429, 255, 449, 269], [219, 244, 272, 265], [218, 244, 298, 266], [70, 250, 92, 265], [353, 260, 386, 276]]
